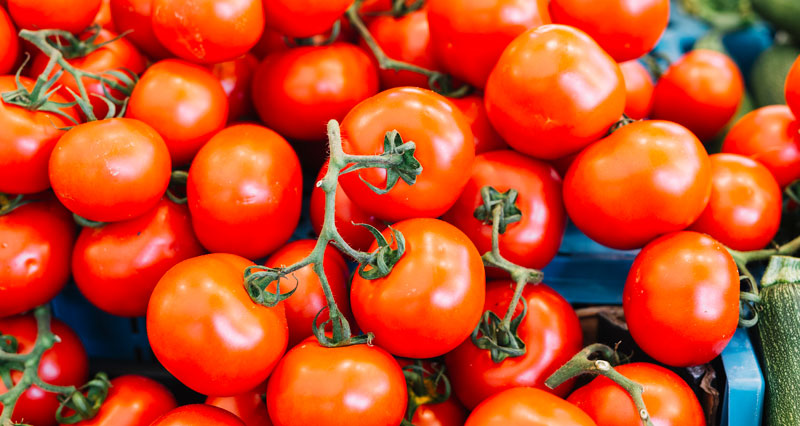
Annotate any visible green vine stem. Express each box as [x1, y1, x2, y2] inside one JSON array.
[[166, 171, 189, 205], [0, 194, 32, 217], [545, 343, 655, 426], [244, 119, 422, 347], [728, 235, 800, 294], [400, 361, 451, 426]]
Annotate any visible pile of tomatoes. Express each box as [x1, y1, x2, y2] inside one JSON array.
[[1, 0, 800, 424]]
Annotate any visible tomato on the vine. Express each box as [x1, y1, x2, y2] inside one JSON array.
[[395, 358, 468, 426], [449, 95, 507, 154], [151, 405, 245, 426], [412, 398, 468, 426], [620, 60, 655, 119], [262, 0, 351, 38], [109, 0, 172, 59], [0, 6, 18, 75], [210, 53, 260, 122], [465, 387, 596, 426], [7, 0, 100, 34], [63, 375, 177, 426], [93, 0, 114, 30], [785, 54, 800, 119], [206, 392, 272, 426]]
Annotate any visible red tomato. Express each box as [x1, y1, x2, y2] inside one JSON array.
[[147, 253, 288, 396], [443, 150, 565, 273], [262, 0, 351, 38], [206, 392, 272, 426], [620, 60, 655, 119], [110, 0, 172, 59], [252, 43, 378, 142], [187, 124, 302, 259], [71, 198, 205, 317], [93, 0, 114, 30], [339, 87, 475, 222], [266, 339, 407, 426], [63, 375, 177, 426], [0, 6, 18, 74], [0, 315, 88, 426], [151, 0, 264, 63], [351, 218, 485, 358], [49, 118, 172, 222], [250, 26, 287, 59], [0, 75, 78, 194], [786, 55, 800, 119], [465, 387, 595, 426], [210, 53, 260, 122], [127, 59, 229, 166], [623, 231, 739, 367], [564, 120, 711, 250], [568, 362, 705, 426], [485, 24, 625, 160], [549, 0, 669, 62], [427, 0, 550, 88], [446, 281, 582, 409], [722, 105, 800, 187], [413, 398, 468, 426], [689, 153, 782, 251], [151, 405, 245, 426], [651, 49, 744, 141], [7, 0, 100, 34], [449, 95, 508, 154]]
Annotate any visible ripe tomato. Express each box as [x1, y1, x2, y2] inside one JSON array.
[[206, 392, 272, 426], [71, 198, 205, 317], [0, 6, 18, 75], [0, 75, 78, 194], [63, 375, 177, 426], [263, 0, 351, 38], [93, 0, 114, 30], [110, 0, 172, 59], [413, 398, 468, 426], [485, 24, 625, 160], [620, 60, 655, 119], [339, 87, 475, 222], [549, 0, 669, 62], [564, 120, 711, 250], [446, 281, 582, 409], [427, 0, 550, 88], [443, 150, 565, 273], [465, 387, 595, 426], [147, 253, 288, 396], [449, 95, 507, 154], [210, 53, 259, 122], [350, 218, 485, 358], [250, 26, 288, 59], [786, 55, 800, 119], [7, 0, 100, 34], [266, 338, 407, 426], [567, 362, 705, 426], [651, 49, 744, 141], [151, 405, 245, 426], [187, 124, 302, 259], [151, 0, 264, 63], [0, 315, 88, 426], [623, 231, 739, 367], [722, 105, 800, 187], [126, 59, 229, 166], [49, 118, 171, 222], [689, 153, 781, 251]]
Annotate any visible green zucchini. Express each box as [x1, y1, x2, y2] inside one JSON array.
[[752, 0, 800, 43], [750, 44, 800, 107]]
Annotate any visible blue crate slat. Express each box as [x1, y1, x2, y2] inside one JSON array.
[[720, 329, 765, 426]]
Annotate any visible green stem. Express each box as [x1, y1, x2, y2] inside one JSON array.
[[728, 235, 800, 295]]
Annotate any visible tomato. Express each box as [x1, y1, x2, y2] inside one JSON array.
[[786, 55, 800, 119], [63, 375, 177, 426], [449, 95, 507, 154], [266, 338, 407, 426], [567, 362, 705, 426], [207, 392, 272, 426], [549, 0, 669, 62], [127, 59, 229, 166], [689, 153, 782, 251], [485, 24, 625, 160], [263, 0, 351, 38], [350, 218, 485, 358], [187, 124, 302, 259], [722, 105, 800, 187], [651, 49, 744, 141], [252, 43, 378, 142], [71, 198, 205, 317], [427, 0, 550, 89], [151, 405, 245, 426], [0, 6, 18, 75], [263, 240, 352, 347], [151, 0, 264, 63], [413, 398, 468, 426], [563, 120, 711, 250], [340, 87, 475, 222], [210, 53, 260, 122], [443, 150, 565, 273], [49, 118, 171, 222], [110, 0, 172, 59], [7, 0, 100, 34], [0, 315, 88, 426], [623, 231, 739, 367], [465, 387, 596, 426], [620, 60, 655, 119], [147, 253, 288, 396], [250, 26, 288, 59], [93, 0, 114, 30], [0, 75, 78, 194]]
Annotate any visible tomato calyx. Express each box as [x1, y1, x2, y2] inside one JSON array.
[[341, 129, 422, 195], [166, 171, 189, 205], [400, 361, 452, 425], [0, 57, 78, 126], [41, 25, 130, 60], [609, 113, 637, 134]]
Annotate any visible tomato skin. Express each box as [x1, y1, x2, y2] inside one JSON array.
[[449, 95, 508, 154], [787, 56, 800, 119], [0, 316, 88, 426], [620, 60, 655, 119], [187, 124, 302, 260], [564, 120, 711, 250], [7, 0, 100, 34], [567, 363, 704, 426], [351, 218, 485, 358], [340, 87, 475, 222], [93, 0, 114, 30], [127, 59, 229, 166], [623, 231, 739, 367], [651, 49, 744, 141], [465, 387, 596, 426], [151, 405, 245, 426], [110, 0, 172, 59], [427, 0, 550, 89], [412, 398, 468, 426], [263, 0, 351, 38], [71, 198, 205, 317], [363, 10, 437, 89], [206, 392, 272, 426], [266, 338, 407, 426], [0, 6, 18, 75], [147, 253, 288, 396], [485, 24, 626, 160], [63, 375, 177, 426], [721, 105, 800, 187], [210, 53, 260, 122], [689, 153, 781, 251]]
